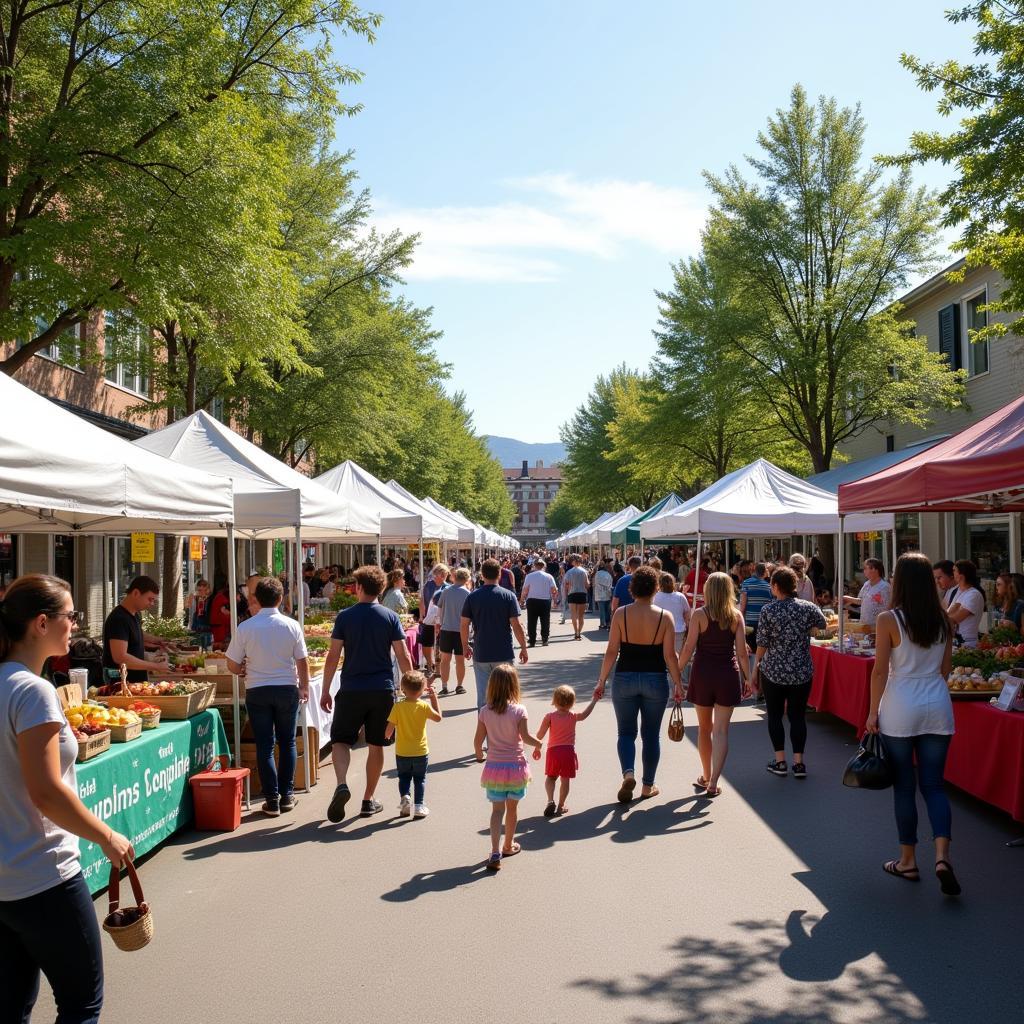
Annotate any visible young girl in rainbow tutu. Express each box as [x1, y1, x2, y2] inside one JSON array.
[[474, 664, 543, 871]]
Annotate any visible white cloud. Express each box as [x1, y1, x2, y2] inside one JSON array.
[[373, 173, 707, 283]]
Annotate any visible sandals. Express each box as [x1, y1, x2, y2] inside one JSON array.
[[617, 775, 637, 803], [501, 842, 521, 857], [555, 805, 569, 816], [694, 776, 709, 790], [935, 859, 962, 896], [704, 785, 722, 798], [485, 853, 502, 871], [543, 800, 557, 818], [883, 860, 920, 881], [639, 786, 660, 800], [455, 685, 467, 695]]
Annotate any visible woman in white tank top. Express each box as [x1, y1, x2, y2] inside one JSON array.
[[866, 553, 960, 897]]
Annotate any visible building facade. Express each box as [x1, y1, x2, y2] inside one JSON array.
[[503, 460, 562, 548], [834, 259, 1024, 600]]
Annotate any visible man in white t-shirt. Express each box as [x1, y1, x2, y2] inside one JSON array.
[[520, 559, 558, 647], [842, 557, 891, 629]]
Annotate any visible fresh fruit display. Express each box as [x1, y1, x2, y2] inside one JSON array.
[[303, 622, 333, 638], [979, 624, 1022, 650], [950, 648, 1006, 678], [128, 700, 160, 715], [169, 651, 206, 673], [94, 679, 211, 697], [946, 667, 1002, 692], [66, 704, 141, 729]]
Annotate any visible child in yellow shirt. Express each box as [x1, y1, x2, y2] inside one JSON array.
[[385, 670, 442, 818]]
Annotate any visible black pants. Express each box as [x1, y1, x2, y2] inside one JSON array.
[[0, 873, 103, 1023], [526, 598, 552, 643], [762, 676, 811, 755]]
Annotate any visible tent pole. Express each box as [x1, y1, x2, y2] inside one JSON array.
[[891, 527, 898, 571], [293, 525, 310, 794], [838, 515, 846, 649], [226, 525, 247, 809], [375, 536, 381, 568], [418, 528, 425, 624], [695, 531, 703, 607]]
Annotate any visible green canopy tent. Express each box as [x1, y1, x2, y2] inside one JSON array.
[[609, 493, 684, 550]]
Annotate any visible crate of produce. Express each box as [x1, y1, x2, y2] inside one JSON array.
[[75, 729, 111, 763], [97, 680, 216, 720], [108, 718, 143, 743]]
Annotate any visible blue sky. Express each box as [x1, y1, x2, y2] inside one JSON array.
[[330, 1, 975, 444]]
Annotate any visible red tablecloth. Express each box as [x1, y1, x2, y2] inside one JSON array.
[[809, 645, 873, 733], [404, 626, 421, 669], [809, 645, 1024, 821]]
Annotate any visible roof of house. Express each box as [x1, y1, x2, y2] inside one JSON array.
[[503, 466, 563, 481]]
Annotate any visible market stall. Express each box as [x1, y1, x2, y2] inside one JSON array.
[[609, 493, 684, 552]]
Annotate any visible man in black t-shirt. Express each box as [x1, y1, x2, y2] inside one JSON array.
[[102, 576, 170, 682]]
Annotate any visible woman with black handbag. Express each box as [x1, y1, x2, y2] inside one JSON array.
[[865, 553, 959, 896]]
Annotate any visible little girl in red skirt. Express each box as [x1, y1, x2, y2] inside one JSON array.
[[534, 684, 599, 817]]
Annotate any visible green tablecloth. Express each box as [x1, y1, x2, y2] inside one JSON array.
[[75, 709, 229, 894]]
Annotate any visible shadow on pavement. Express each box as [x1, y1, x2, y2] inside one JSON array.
[[614, 712, 1023, 1022], [380, 862, 497, 902]]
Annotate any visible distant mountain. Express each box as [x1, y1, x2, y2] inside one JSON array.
[[485, 435, 566, 468]]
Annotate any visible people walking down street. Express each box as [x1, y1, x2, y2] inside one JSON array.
[[536, 685, 599, 817], [474, 665, 543, 870], [420, 564, 450, 676], [461, 559, 529, 708], [752, 567, 827, 779], [865, 553, 960, 896], [1, 574, 135, 1024], [677, 573, 751, 798], [594, 566, 683, 803], [520, 559, 558, 647], [610, 555, 642, 616], [684, 558, 711, 607], [320, 566, 413, 822], [594, 559, 614, 629], [226, 576, 310, 816], [842, 557, 891, 630], [653, 572, 690, 656], [563, 554, 591, 640], [435, 568, 472, 695], [385, 670, 442, 819]]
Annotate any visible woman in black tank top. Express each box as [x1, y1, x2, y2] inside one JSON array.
[[594, 566, 683, 803]]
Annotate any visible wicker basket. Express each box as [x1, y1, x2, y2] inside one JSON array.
[[667, 702, 685, 742], [102, 860, 153, 951], [108, 720, 143, 743], [103, 685, 215, 720], [76, 729, 111, 763], [139, 711, 161, 730]]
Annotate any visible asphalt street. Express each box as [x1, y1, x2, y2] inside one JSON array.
[[35, 613, 1024, 1024]]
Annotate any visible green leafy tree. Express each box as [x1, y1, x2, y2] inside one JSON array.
[[704, 85, 965, 475], [895, 1, 1024, 336], [0, 0, 380, 375], [545, 488, 587, 535]]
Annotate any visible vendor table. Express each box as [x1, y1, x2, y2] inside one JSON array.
[[808, 646, 1024, 822], [76, 709, 229, 894], [404, 626, 421, 669]]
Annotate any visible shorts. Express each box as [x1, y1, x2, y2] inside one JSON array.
[[330, 690, 394, 746], [686, 664, 742, 708], [420, 624, 436, 648], [545, 744, 578, 779], [438, 629, 463, 656], [481, 760, 531, 802], [567, 593, 588, 605]]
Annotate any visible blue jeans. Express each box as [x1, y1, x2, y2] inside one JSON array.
[[612, 671, 670, 786], [473, 661, 508, 708], [245, 685, 300, 800], [0, 873, 103, 1024], [881, 733, 953, 845], [597, 600, 611, 628], [396, 754, 428, 803]]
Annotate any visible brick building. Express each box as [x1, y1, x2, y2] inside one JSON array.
[[503, 460, 562, 548]]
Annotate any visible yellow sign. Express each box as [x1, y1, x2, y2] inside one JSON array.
[[855, 531, 881, 542], [189, 535, 204, 561], [408, 542, 441, 561], [131, 532, 155, 562]]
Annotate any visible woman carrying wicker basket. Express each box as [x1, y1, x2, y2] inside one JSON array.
[[0, 574, 134, 1024]]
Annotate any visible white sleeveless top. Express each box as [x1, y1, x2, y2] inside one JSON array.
[[878, 610, 954, 737]]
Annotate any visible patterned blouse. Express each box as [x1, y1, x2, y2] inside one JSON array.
[[755, 597, 827, 685]]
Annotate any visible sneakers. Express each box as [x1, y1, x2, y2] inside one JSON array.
[[280, 793, 298, 812], [766, 760, 788, 777], [399, 796, 412, 817], [327, 784, 350, 822], [413, 803, 429, 819], [792, 762, 807, 780], [262, 797, 280, 817], [360, 798, 384, 817]]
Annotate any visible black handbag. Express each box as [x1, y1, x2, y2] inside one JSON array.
[[842, 732, 892, 790]]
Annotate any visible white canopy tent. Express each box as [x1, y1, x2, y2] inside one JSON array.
[[386, 480, 477, 551], [572, 510, 620, 548], [640, 459, 895, 604], [0, 373, 234, 535], [555, 521, 591, 549], [585, 505, 642, 547]]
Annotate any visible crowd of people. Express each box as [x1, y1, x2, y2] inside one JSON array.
[[2, 537, 999, 1020]]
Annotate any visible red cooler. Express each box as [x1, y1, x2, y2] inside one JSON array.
[[189, 756, 250, 831]]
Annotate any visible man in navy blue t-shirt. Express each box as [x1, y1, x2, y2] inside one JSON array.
[[611, 555, 643, 615], [320, 565, 411, 822], [460, 558, 528, 707]]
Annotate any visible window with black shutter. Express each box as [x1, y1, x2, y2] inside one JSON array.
[[938, 303, 961, 371]]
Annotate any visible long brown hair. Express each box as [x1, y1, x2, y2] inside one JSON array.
[[891, 553, 947, 647], [704, 572, 741, 632], [0, 574, 71, 661], [486, 664, 521, 714]]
